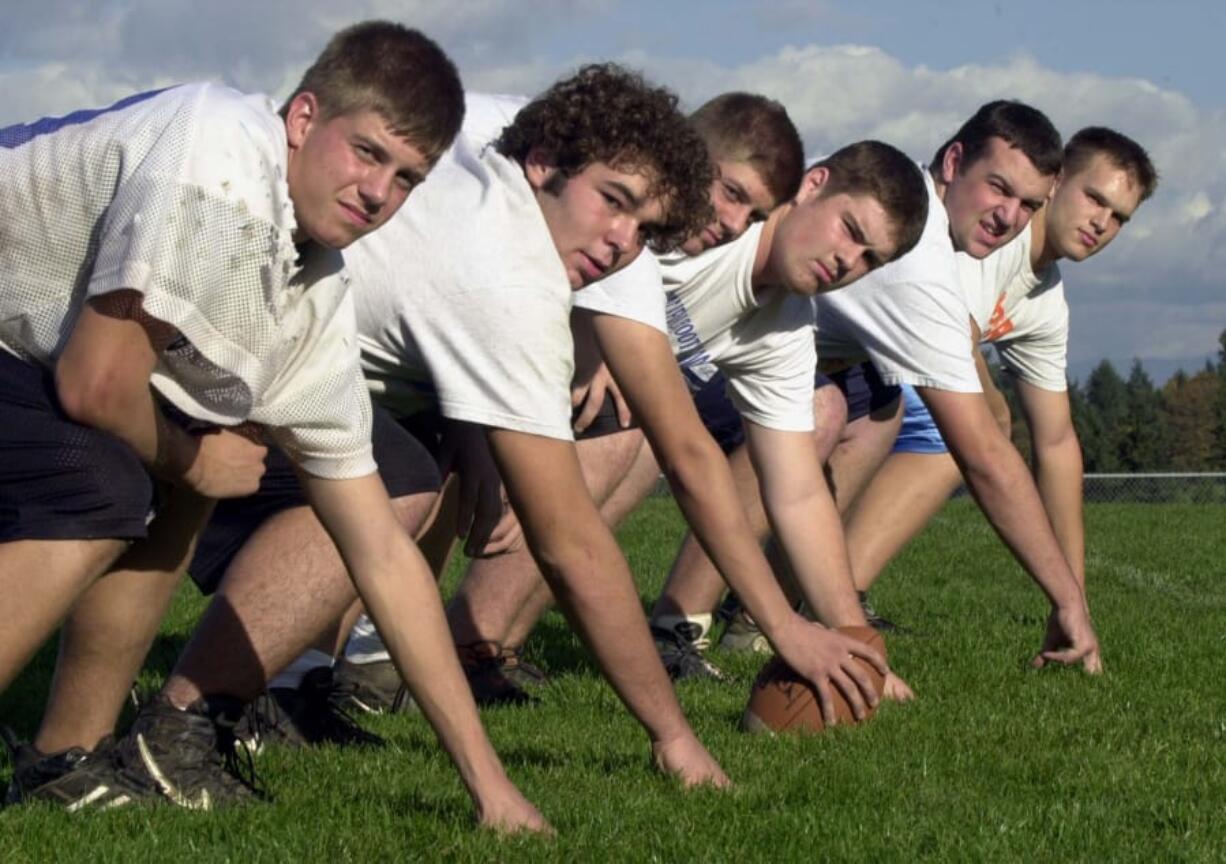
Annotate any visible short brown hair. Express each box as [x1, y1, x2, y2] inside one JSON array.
[[287, 21, 464, 163], [814, 141, 928, 261], [688, 92, 805, 205], [495, 64, 713, 252], [1064, 126, 1159, 203], [933, 100, 1063, 179]]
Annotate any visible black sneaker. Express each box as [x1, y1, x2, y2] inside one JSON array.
[[114, 694, 268, 810], [332, 658, 417, 715], [458, 642, 536, 707], [651, 625, 726, 682], [496, 645, 548, 691], [237, 667, 386, 752], [2, 729, 150, 811], [859, 591, 902, 633]]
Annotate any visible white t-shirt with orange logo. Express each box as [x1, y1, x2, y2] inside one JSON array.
[[957, 226, 1068, 392]]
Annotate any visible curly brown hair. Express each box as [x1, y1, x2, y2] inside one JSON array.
[[495, 64, 713, 252]]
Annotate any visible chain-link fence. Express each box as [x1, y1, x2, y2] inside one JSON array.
[[952, 473, 1226, 504]]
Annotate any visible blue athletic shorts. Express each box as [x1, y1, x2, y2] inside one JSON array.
[[824, 361, 901, 424], [188, 405, 441, 595], [0, 350, 156, 542], [891, 384, 949, 454]]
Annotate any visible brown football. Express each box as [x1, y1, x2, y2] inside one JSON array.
[[741, 626, 887, 734]]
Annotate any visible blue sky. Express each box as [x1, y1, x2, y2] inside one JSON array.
[[3, 0, 1222, 383]]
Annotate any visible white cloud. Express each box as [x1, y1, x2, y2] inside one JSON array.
[[2, 3, 1221, 379]]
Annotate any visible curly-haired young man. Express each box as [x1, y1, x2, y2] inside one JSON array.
[[0, 21, 555, 831], [426, 87, 930, 721], [105, 63, 731, 809]]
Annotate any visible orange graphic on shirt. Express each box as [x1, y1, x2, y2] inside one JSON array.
[[983, 292, 1014, 342]]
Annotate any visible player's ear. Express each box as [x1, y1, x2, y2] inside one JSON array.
[[794, 165, 830, 204], [524, 146, 559, 192], [284, 92, 320, 151], [940, 141, 964, 184]]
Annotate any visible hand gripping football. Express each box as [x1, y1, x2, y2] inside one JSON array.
[[741, 625, 887, 734]]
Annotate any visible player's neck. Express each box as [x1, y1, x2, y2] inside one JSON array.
[[750, 204, 789, 294], [1028, 211, 1060, 274]]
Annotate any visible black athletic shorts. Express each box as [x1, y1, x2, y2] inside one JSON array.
[[188, 405, 440, 594], [823, 361, 901, 423], [689, 367, 835, 454], [0, 350, 156, 542]]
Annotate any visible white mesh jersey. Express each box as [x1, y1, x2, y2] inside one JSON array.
[[957, 227, 1069, 392], [572, 251, 669, 334], [348, 133, 575, 440], [0, 83, 375, 479], [660, 224, 817, 432], [813, 166, 982, 393]]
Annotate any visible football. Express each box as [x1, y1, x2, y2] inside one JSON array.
[[741, 625, 887, 734]]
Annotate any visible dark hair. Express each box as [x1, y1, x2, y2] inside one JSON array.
[[814, 140, 928, 261], [495, 63, 713, 252], [933, 100, 1063, 178], [688, 92, 805, 204], [1064, 126, 1159, 203], [286, 21, 464, 163]]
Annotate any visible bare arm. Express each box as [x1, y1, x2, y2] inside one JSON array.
[[300, 470, 548, 833], [1014, 380, 1085, 589], [593, 312, 888, 720], [486, 426, 727, 786], [916, 385, 1101, 672], [56, 290, 267, 498]]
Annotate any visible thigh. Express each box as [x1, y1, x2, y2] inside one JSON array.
[[0, 351, 154, 542]]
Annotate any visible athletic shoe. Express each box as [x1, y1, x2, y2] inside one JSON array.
[[651, 624, 726, 681], [2, 729, 150, 811], [718, 606, 773, 655], [113, 694, 267, 810], [236, 667, 385, 753], [332, 657, 417, 715], [458, 641, 536, 707], [858, 591, 901, 632], [497, 645, 549, 690]]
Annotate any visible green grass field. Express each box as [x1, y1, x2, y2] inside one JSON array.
[[2, 500, 1224, 862]]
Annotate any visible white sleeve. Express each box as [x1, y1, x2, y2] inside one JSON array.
[[724, 322, 817, 432], [817, 261, 981, 393], [995, 292, 1070, 392], [572, 253, 668, 333], [415, 280, 576, 440]]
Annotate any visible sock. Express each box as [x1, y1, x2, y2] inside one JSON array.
[[342, 614, 391, 665], [268, 649, 334, 691], [652, 613, 714, 650]]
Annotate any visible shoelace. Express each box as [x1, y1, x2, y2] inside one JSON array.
[[304, 674, 384, 744], [210, 711, 270, 800]]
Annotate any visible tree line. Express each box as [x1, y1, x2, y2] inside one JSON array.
[[999, 327, 1226, 473]]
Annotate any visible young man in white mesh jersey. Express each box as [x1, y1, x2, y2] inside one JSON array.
[[0, 22, 551, 832]]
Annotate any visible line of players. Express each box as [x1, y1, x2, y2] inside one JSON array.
[[0, 19, 1155, 832]]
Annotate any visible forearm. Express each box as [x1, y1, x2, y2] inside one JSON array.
[[1033, 438, 1085, 589], [303, 475, 510, 802], [490, 430, 693, 745], [957, 438, 1084, 609], [764, 485, 867, 628], [661, 440, 807, 638]]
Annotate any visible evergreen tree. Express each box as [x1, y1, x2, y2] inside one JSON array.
[[1215, 328, 1226, 470], [1121, 360, 1167, 470], [1082, 360, 1128, 471]]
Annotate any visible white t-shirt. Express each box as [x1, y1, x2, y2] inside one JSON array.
[[572, 250, 669, 334], [348, 133, 575, 440], [660, 224, 817, 432], [958, 228, 1069, 392], [813, 166, 982, 393], [0, 83, 374, 479]]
